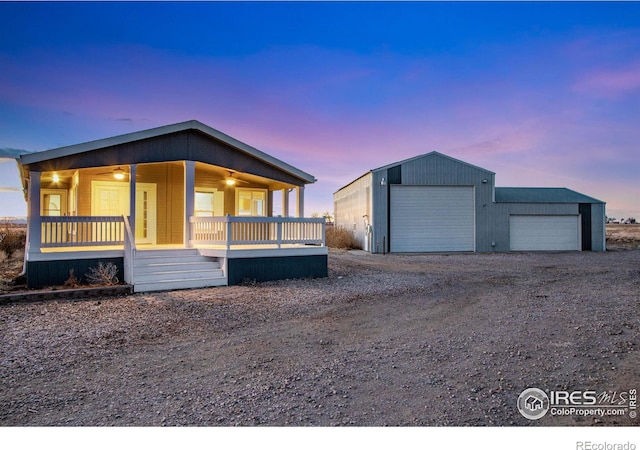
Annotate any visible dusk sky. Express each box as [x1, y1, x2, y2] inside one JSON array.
[[1, 1, 639, 220]]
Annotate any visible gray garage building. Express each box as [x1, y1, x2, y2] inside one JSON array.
[[334, 152, 605, 253]]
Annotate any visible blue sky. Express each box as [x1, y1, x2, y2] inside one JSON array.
[[1, 1, 639, 219]]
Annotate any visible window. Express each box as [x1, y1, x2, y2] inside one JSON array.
[[195, 188, 224, 217], [236, 189, 267, 216], [41, 190, 67, 216], [43, 194, 62, 216]]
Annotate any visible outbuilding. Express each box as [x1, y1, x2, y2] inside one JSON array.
[[334, 152, 605, 253]]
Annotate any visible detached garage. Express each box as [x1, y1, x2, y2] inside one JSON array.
[[334, 152, 606, 253]]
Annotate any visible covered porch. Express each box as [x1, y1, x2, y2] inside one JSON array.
[[18, 120, 327, 290]]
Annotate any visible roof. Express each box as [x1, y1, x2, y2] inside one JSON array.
[[371, 151, 495, 175], [335, 151, 494, 194], [18, 120, 316, 184], [495, 187, 604, 204]]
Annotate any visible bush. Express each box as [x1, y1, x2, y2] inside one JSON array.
[[326, 226, 361, 250], [0, 224, 26, 259], [85, 262, 120, 286]]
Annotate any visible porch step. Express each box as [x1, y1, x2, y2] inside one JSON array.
[[134, 277, 227, 293], [132, 248, 227, 292]]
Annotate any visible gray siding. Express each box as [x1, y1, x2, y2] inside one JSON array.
[[591, 203, 606, 251], [336, 151, 607, 253], [333, 173, 372, 250]]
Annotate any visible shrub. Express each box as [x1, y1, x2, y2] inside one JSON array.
[[326, 226, 361, 250], [0, 224, 26, 259], [85, 262, 120, 286]]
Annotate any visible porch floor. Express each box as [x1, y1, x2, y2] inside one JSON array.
[[41, 243, 323, 252]]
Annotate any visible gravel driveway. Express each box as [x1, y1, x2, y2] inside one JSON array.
[[1, 249, 639, 426]]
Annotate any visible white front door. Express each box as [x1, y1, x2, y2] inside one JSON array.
[[135, 183, 157, 245], [91, 181, 157, 245]]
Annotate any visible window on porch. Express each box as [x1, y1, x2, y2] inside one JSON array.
[[237, 189, 267, 217], [195, 188, 224, 217]]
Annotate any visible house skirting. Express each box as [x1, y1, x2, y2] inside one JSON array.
[[25, 245, 328, 290], [26, 257, 125, 289], [226, 254, 328, 286]]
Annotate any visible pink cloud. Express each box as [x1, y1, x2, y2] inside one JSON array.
[[573, 62, 640, 98]]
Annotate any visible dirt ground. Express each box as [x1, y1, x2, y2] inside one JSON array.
[[1, 245, 639, 426]]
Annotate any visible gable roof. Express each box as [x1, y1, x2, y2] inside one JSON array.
[[495, 187, 604, 204], [18, 120, 316, 184], [335, 151, 493, 193], [371, 151, 495, 175]]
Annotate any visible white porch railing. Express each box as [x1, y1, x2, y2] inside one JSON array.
[[40, 216, 125, 247], [190, 216, 326, 248]]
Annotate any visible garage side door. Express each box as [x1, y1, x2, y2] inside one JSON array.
[[390, 186, 475, 252], [509, 215, 580, 251]]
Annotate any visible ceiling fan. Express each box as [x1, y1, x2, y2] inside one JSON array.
[[95, 166, 138, 180], [216, 171, 249, 186]]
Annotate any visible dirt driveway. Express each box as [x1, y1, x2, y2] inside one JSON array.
[[1, 249, 639, 426]]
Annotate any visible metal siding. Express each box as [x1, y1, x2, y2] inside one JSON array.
[[590, 203, 606, 251], [372, 170, 389, 253], [579, 203, 592, 250], [395, 153, 493, 252], [390, 186, 474, 252], [333, 173, 372, 250], [509, 215, 580, 251]]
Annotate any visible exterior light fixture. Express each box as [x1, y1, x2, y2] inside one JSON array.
[[113, 167, 126, 180], [52, 173, 60, 183], [225, 178, 236, 186], [482, 179, 488, 184], [380, 177, 386, 186]]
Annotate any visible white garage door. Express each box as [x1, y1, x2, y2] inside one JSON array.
[[390, 186, 475, 252], [510, 215, 580, 251]]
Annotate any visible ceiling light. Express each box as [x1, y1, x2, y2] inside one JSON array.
[[52, 174, 60, 183], [113, 167, 126, 180], [225, 178, 236, 186]]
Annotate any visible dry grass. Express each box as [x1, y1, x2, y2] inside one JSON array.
[[0, 223, 26, 259], [606, 223, 640, 249], [325, 226, 361, 249], [0, 224, 26, 291]]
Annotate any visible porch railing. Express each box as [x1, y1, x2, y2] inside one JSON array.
[[40, 216, 125, 247], [190, 216, 326, 248]]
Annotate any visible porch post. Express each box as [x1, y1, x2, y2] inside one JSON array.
[[27, 171, 42, 255], [296, 186, 305, 218], [282, 189, 290, 217], [267, 190, 273, 217], [129, 164, 137, 236], [184, 160, 196, 247]]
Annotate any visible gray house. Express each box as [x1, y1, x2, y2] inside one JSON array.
[[334, 152, 605, 253]]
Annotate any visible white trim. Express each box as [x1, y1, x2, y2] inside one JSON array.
[[199, 245, 327, 259], [29, 249, 124, 262]]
